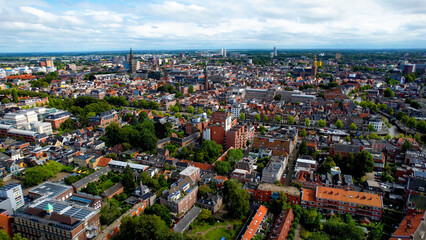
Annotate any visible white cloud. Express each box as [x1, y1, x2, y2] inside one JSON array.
[[0, 0, 424, 52]]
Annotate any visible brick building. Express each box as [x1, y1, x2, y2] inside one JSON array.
[[225, 123, 255, 150], [301, 186, 383, 221], [249, 184, 301, 206], [236, 205, 268, 240], [14, 199, 100, 239], [252, 129, 297, 156], [44, 111, 71, 129], [89, 110, 120, 129], [269, 208, 294, 240], [160, 176, 199, 215]]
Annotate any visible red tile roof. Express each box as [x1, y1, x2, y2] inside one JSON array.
[[242, 205, 268, 240]]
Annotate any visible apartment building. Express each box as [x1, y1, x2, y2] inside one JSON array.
[[269, 208, 294, 240], [89, 110, 120, 129], [160, 176, 198, 215], [252, 128, 297, 156], [236, 205, 268, 240], [301, 186, 383, 221]]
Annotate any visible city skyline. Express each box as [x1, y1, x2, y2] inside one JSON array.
[[0, 0, 425, 52]]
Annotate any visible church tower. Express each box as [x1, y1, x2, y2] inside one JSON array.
[[129, 48, 136, 74], [204, 65, 209, 91], [312, 55, 318, 77]]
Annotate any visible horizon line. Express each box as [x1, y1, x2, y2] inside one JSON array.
[[0, 48, 425, 55]]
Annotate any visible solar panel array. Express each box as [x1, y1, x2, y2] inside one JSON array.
[[34, 200, 93, 220], [70, 196, 92, 205]]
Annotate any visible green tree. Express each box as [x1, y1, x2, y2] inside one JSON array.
[[368, 133, 380, 139], [225, 149, 244, 165], [11, 88, 19, 103], [84, 182, 100, 195], [263, 116, 269, 122], [122, 165, 136, 194], [318, 119, 326, 127], [270, 192, 290, 214], [188, 106, 194, 114], [385, 134, 392, 141], [12, 233, 27, 240], [118, 214, 170, 240], [0, 229, 11, 240], [353, 151, 374, 178], [146, 204, 172, 226], [223, 179, 250, 219], [305, 118, 310, 126], [239, 112, 245, 120], [299, 129, 307, 137], [215, 161, 231, 175], [345, 135, 351, 142], [275, 116, 282, 123], [189, 85, 194, 94], [60, 118, 77, 131], [383, 88, 395, 97], [299, 139, 308, 155], [274, 94, 282, 101], [368, 124, 375, 131], [407, 117, 417, 128], [349, 123, 358, 130], [287, 116, 294, 124], [255, 114, 261, 121], [335, 119, 343, 129], [1, 98, 10, 104], [402, 140, 412, 152], [198, 108, 204, 114], [198, 184, 212, 197], [198, 209, 212, 222], [207, 109, 212, 116], [100, 199, 122, 225]]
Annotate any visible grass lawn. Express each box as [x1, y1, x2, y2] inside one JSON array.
[[99, 179, 114, 191], [191, 221, 228, 233], [190, 219, 244, 240], [204, 226, 233, 240]]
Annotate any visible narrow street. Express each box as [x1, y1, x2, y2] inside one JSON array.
[[284, 147, 299, 186]]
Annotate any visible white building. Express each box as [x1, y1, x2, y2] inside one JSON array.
[[3, 113, 28, 127], [231, 104, 241, 118], [0, 183, 24, 214], [369, 119, 383, 132]]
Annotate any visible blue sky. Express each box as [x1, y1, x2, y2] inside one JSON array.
[[0, 0, 425, 52]]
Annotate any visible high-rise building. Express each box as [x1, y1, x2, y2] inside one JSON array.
[[220, 48, 224, 56], [273, 47, 277, 56], [45, 59, 54, 67], [223, 49, 227, 58], [128, 48, 136, 74]]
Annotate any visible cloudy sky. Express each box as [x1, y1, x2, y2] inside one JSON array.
[[0, 0, 425, 52]]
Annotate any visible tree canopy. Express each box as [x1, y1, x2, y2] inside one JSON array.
[[223, 179, 250, 219]]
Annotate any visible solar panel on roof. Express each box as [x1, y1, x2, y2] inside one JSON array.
[[70, 196, 92, 204]]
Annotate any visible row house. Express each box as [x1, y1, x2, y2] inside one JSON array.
[[268, 208, 294, 240], [301, 186, 383, 221]]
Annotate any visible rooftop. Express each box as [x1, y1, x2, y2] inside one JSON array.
[[29, 182, 72, 200], [173, 206, 202, 233], [315, 186, 383, 208], [257, 183, 300, 196]]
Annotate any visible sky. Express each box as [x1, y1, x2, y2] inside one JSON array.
[[0, 0, 425, 52]]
